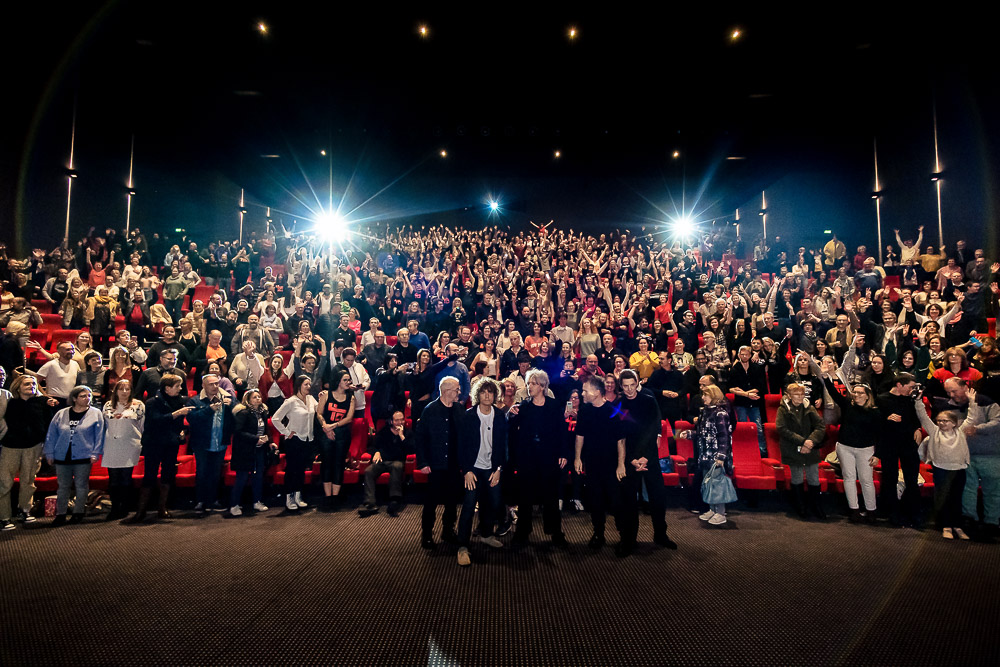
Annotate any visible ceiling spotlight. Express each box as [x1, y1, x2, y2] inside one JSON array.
[[489, 200, 500, 212], [731, 28, 741, 40], [568, 27, 578, 40], [64, 167, 79, 179], [931, 171, 944, 182], [320, 149, 327, 156], [419, 25, 429, 37], [671, 215, 695, 236], [127, 188, 137, 197], [257, 22, 268, 34], [554, 150, 561, 158], [871, 191, 881, 199], [672, 150, 680, 159], [440, 149, 448, 158], [316, 210, 348, 243]]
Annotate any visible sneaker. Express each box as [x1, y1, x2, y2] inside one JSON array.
[[285, 494, 299, 511], [699, 510, 716, 522], [230, 506, 243, 517], [194, 502, 206, 514], [457, 547, 471, 566], [252, 502, 269, 512], [480, 535, 503, 548], [572, 499, 585, 512], [18, 510, 36, 524], [1, 521, 14, 531], [558, 499, 564, 511], [210, 501, 225, 512], [954, 527, 970, 541], [942, 527, 954, 540], [708, 513, 728, 525], [294, 492, 308, 508]]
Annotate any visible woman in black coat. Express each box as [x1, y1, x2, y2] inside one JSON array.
[[228, 389, 277, 515], [133, 374, 192, 522]]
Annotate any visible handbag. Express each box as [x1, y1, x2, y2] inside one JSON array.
[[701, 461, 738, 505]]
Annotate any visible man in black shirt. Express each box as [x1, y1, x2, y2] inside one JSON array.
[[415, 377, 463, 549], [876, 372, 924, 527], [574, 376, 627, 553], [618, 371, 677, 554], [729, 346, 768, 455], [360, 410, 409, 517]]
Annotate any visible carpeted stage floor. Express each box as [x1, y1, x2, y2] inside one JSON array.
[[2, 493, 998, 666]]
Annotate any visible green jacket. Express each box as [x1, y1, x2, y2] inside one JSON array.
[[775, 399, 826, 465]]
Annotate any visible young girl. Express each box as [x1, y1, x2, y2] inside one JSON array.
[[914, 390, 975, 540]]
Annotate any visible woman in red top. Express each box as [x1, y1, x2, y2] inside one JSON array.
[[259, 353, 294, 415], [932, 347, 983, 387], [103, 347, 133, 404], [525, 322, 546, 357]]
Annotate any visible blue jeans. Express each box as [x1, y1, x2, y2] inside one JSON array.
[[56, 462, 91, 515], [963, 456, 1000, 524], [164, 297, 184, 325], [194, 449, 226, 506], [230, 448, 266, 506], [735, 405, 767, 455]]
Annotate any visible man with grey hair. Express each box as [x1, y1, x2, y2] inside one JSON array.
[[508, 369, 569, 548], [415, 376, 463, 549]]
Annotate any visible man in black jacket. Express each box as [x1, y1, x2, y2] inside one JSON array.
[[618, 371, 677, 554], [455, 378, 508, 566], [415, 377, 463, 549], [508, 369, 569, 548], [135, 349, 188, 402], [876, 372, 924, 527], [360, 410, 409, 517]]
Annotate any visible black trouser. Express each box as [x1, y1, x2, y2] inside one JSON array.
[[141, 443, 179, 488], [108, 467, 133, 488], [585, 466, 622, 538], [422, 469, 460, 539], [364, 460, 405, 505], [620, 465, 669, 546], [284, 437, 312, 494], [458, 468, 503, 546], [879, 444, 920, 522], [320, 429, 349, 485], [932, 466, 967, 529], [515, 470, 562, 541]]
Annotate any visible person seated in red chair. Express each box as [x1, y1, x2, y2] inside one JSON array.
[[359, 409, 410, 518]]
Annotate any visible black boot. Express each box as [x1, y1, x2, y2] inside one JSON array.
[[157, 484, 171, 519], [128, 487, 152, 523], [105, 487, 119, 521], [789, 487, 808, 519], [807, 484, 827, 520]]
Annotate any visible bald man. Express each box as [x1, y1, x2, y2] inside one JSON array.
[[415, 377, 464, 549]]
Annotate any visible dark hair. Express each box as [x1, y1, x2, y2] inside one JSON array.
[[582, 376, 604, 393], [893, 372, 916, 386], [341, 347, 357, 359], [293, 374, 312, 395], [383, 352, 398, 369], [619, 369, 640, 384], [159, 374, 184, 390]]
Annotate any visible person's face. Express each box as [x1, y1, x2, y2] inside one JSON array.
[[398, 331, 409, 344], [162, 326, 176, 340], [789, 390, 805, 406], [836, 316, 849, 329], [59, 343, 75, 361], [161, 353, 177, 369], [88, 356, 102, 371], [300, 378, 312, 396], [204, 376, 220, 396], [440, 381, 460, 403], [339, 373, 352, 391], [604, 376, 617, 394], [614, 357, 626, 371], [164, 382, 182, 397], [391, 412, 405, 429], [621, 377, 638, 399], [898, 381, 916, 396], [479, 388, 496, 409], [408, 321, 419, 334], [77, 333, 91, 348], [18, 378, 37, 399], [581, 382, 602, 404], [738, 348, 751, 363]]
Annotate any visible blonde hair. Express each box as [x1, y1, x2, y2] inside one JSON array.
[[701, 385, 726, 406]]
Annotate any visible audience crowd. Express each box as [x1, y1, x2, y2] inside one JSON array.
[[1, 220, 999, 562]]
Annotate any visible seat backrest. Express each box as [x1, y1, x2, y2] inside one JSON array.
[[673, 420, 694, 459], [764, 423, 782, 461], [764, 394, 781, 422], [731, 422, 763, 472]]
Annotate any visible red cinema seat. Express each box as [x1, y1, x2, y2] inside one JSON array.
[[731, 422, 776, 490], [40, 313, 62, 330], [386, 335, 398, 347], [989, 318, 997, 338], [764, 394, 781, 423], [175, 455, 197, 487], [349, 418, 369, 461], [49, 329, 82, 351], [132, 458, 145, 486], [88, 457, 110, 491], [671, 420, 695, 483], [762, 423, 789, 488]]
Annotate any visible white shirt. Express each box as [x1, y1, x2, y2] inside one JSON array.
[[37, 358, 81, 398], [343, 361, 370, 409], [474, 407, 495, 470], [271, 394, 319, 441]]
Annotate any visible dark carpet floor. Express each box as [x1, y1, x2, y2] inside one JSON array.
[[2, 492, 998, 666]]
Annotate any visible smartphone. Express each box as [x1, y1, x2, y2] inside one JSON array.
[[969, 337, 984, 349]]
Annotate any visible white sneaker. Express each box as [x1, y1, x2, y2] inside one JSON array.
[[559, 499, 564, 511], [1, 521, 14, 531], [954, 527, 970, 540], [285, 494, 298, 511], [480, 535, 504, 548], [253, 502, 269, 512], [708, 513, 728, 525], [572, 499, 585, 512], [230, 505, 243, 516], [699, 510, 716, 521], [294, 492, 308, 508]]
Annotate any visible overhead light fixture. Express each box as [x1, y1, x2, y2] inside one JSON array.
[[731, 28, 741, 40], [418, 24, 429, 37], [257, 22, 268, 35], [439, 149, 448, 158], [671, 215, 696, 236], [554, 150, 561, 158], [931, 171, 944, 182], [316, 210, 348, 243], [320, 149, 327, 156], [568, 26, 578, 40], [64, 168, 78, 178], [672, 150, 680, 159]]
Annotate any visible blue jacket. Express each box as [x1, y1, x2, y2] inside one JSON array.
[[43, 406, 106, 462], [186, 388, 236, 452], [432, 361, 471, 403]]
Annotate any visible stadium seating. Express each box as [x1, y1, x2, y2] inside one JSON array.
[[731, 422, 776, 490]]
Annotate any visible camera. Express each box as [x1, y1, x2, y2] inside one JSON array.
[[911, 383, 925, 400]]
